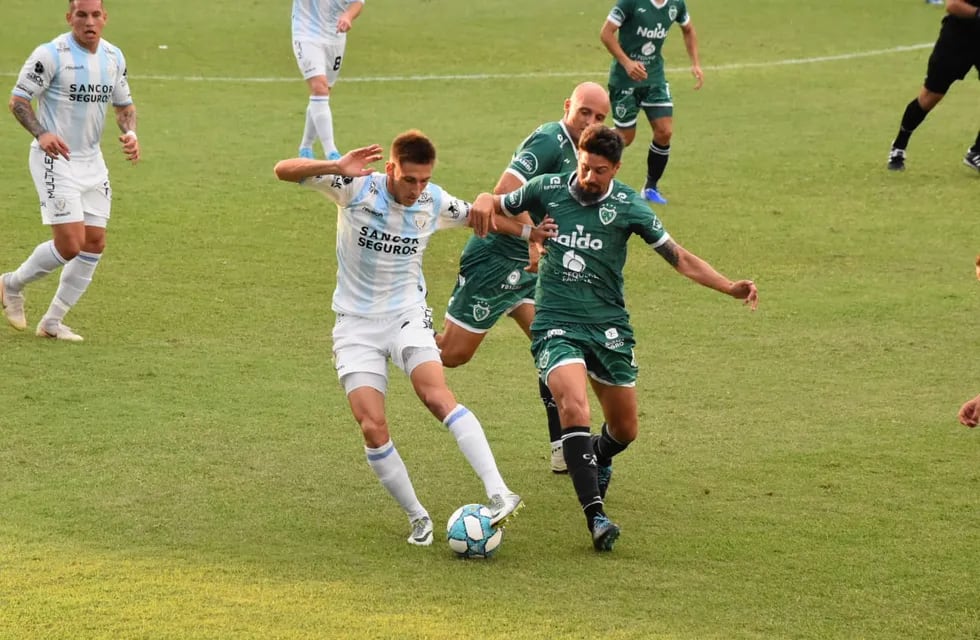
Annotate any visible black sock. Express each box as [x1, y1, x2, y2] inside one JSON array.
[[971, 130, 980, 153], [893, 98, 929, 150], [645, 142, 670, 189], [539, 379, 562, 444], [593, 422, 629, 467], [562, 427, 603, 528]]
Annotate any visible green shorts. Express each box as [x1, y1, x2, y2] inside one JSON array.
[[444, 255, 536, 332], [609, 82, 673, 129], [530, 322, 637, 387]]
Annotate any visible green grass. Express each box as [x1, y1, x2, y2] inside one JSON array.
[[1, 0, 979, 638]]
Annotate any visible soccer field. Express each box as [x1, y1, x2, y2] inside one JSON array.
[[1, 1, 978, 638]]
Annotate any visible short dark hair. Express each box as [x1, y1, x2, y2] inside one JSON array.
[[391, 129, 436, 166], [578, 124, 624, 164]]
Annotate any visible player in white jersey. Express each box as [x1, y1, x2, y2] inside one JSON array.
[[274, 131, 555, 546], [2, 0, 139, 342], [291, 0, 365, 161]]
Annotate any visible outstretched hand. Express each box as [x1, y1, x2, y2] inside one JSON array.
[[334, 145, 383, 176], [730, 279, 758, 310]]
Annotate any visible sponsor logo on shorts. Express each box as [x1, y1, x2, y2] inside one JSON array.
[[506, 270, 521, 285]]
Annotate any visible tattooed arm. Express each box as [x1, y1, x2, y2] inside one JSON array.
[[9, 95, 70, 160], [654, 238, 759, 309], [114, 103, 140, 163]]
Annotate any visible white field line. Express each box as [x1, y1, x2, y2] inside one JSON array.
[[1, 43, 932, 84]]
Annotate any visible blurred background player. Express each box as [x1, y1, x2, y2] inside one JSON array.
[[292, 0, 364, 160], [887, 0, 980, 172], [2, 0, 140, 342], [437, 82, 611, 475], [600, 0, 703, 205], [469, 124, 758, 551], [273, 133, 529, 546]]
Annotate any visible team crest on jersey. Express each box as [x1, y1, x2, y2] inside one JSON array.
[[668, 5, 678, 21], [472, 302, 490, 322], [413, 213, 428, 230], [599, 204, 617, 225]]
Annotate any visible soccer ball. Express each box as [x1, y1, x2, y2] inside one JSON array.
[[446, 503, 503, 558]]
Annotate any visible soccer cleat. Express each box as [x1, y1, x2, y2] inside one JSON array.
[[0, 275, 27, 330], [326, 150, 342, 161], [887, 147, 906, 171], [550, 442, 567, 474], [487, 492, 524, 528], [597, 463, 613, 501], [298, 147, 315, 159], [591, 514, 621, 552], [963, 149, 980, 173], [36, 321, 84, 342], [407, 516, 433, 546], [925, 0, 943, 4], [642, 187, 668, 205]]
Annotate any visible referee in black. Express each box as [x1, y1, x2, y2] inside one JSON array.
[[887, 0, 980, 172]]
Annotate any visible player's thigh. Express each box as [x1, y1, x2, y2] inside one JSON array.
[[445, 257, 536, 333], [390, 305, 441, 375], [591, 381, 639, 442], [640, 81, 674, 124], [78, 156, 112, 228], [532, 327, 592, 424], [579, 322, 638, 389], [293, 39, 344, 86], [609, 85, 642, 130], [438, 320, 487, 368], [508, 302, 535, 339], [332, 313, 390, 390], [924, 31, 974, 94], [29, 148, 84, 226]]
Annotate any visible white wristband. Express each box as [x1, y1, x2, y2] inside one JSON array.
[[124, 130, 137, 140], [520, 224, 532, 241]]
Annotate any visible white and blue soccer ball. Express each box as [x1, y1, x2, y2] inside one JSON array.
[[446, 503, 503, 558]]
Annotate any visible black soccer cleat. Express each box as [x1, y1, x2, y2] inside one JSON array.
[[887, 147, 906, 172], [963, 149, 980, 173]]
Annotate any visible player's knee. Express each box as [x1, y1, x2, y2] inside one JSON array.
[[618, 128, 637, 146], [653, 127, 672, 145], [359, 417, 390, 448], [83, 237, 106, 254], [439, 346, 474, 368], [53, 238, 82, 261], [418, 388, 456, 420], [308, 77, 330, 96]]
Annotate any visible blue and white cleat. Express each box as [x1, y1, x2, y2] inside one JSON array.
[[326, 150, 342, 161], [642, 187, 668, 205], [591, 514, 620, 552], [488, 492, 524, 528], [298, 147, 315, 159]]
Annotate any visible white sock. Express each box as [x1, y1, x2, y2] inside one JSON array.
[[44, 250, 100, 324], [443, 405, 508, 497], [308, 95, 337, 155], [7, 240, 67, 292], [300, 104, 315, 150], [365, 440, 427, 521]]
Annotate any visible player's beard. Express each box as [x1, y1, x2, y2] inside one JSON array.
[[569, 176, 605, 206]]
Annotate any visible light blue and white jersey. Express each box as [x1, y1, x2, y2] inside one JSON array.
[[12, 33, 132, 160], [303, 172, 472, 317], [291, 0, 364, 42]]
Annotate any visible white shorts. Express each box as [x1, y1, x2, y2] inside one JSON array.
[[29, 147, 111, 227], [332, 305, 441, 386], [292, 38, 346, 85]]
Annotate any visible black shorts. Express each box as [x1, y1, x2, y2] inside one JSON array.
[[924, 19, 980, 94]]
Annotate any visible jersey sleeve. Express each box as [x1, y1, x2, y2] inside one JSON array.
[[505, 129, 564, 184], [12, 44, 56, 102], [500, 175, 545, 220], [628, 197, 671, 247], [301, 173, 367, 207], [607, 0, 633, 27], [435, 188, 473, 230], [111, 47, 133, 107], [676, 1, 691, 25]]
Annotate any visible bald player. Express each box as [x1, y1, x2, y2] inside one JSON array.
[[437, 82, 611, 474]]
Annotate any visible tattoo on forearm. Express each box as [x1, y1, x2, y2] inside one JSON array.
[[11, 100, 47, 139], [655, 239, 679, 267], [116, 106, 137, 134]]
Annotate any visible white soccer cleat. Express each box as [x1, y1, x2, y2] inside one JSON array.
[[36, 321, 84, 342], [550, 442, 567, 474], [488, 492, 524, 528], [0, 275, 27, 331], [407, 516, 433, 546]]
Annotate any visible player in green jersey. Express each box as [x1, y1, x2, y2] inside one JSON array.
[[437, 82, 611, 475], [470, 124, 758, 551], [600, 0, 703, 205]]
